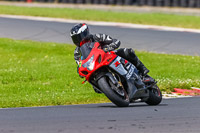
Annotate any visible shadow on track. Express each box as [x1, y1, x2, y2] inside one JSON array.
[[98, 103, 168, 108]]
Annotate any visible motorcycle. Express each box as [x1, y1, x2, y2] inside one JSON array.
[[78, 42, 162, 107]]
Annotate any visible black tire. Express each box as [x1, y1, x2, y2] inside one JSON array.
[[145, 85, 162, 105], [98, 77, 129, 107]]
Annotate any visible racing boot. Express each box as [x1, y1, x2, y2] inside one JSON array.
[[125, 48, 149, 76], [142, 74, 155, 84], [115, 48, 149, 76], [137, 60, 150, 77]]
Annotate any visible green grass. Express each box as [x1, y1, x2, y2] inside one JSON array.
[[0, 38, 200, 108], [1, 5, 200, 29]]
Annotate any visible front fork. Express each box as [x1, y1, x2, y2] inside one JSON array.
[[89, 70, 130, 100]]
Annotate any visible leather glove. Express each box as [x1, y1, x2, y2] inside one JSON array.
[[77, 66, 84, 78], [103, 45, 114, 52]]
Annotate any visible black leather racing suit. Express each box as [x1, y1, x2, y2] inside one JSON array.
[[74, 33, 149, 76]]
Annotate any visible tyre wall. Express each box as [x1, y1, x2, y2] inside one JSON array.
[[8, 0, 200, 8]]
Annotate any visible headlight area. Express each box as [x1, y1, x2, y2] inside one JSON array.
[[82, 55, 95, 71], [88, 61, 95, 71]]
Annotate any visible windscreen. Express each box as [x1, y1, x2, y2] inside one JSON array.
[[80, 42, 95, 60]]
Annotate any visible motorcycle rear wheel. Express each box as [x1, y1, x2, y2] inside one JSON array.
[[145, 85, 162, 105], [98, 77, 130, 107]]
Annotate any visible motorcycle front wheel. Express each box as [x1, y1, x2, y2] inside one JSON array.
[[98, 76, 130, 107]]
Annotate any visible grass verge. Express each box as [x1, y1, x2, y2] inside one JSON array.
[[0, 38, 200, 108], [1, 5, 200, 29]]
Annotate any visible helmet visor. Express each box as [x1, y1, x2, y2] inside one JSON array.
[[71, 29, 89, 46], [71, 34, 82, 46]]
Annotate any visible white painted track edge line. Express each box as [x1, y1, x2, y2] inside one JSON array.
[[1, 14, 200, 34]]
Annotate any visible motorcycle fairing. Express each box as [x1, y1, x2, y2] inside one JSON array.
[[109, 56, 139, 80], [109, 56, 149, 100], [79, 42, 117, 80], [80, 42, 95, 60], [109, 56, 128, 76]]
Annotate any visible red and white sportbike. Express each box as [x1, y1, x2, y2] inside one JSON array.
[[78, 42, 162, 107]]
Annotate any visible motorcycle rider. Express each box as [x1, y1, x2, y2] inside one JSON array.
[[70, 23, 151, 92]]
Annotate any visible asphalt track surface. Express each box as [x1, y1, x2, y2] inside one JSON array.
[[1, 17, 200, 133], [0, 97, 200, 133], [1, 17, 200, 56]]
